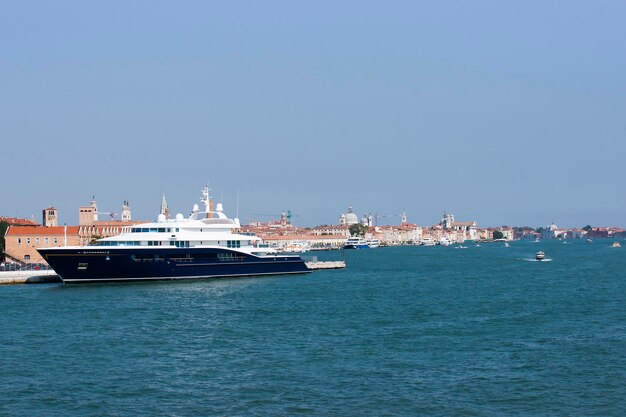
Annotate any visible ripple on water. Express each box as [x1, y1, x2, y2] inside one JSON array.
[[1, 241, 625, 416]]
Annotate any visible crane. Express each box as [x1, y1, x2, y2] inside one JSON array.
[[373, 212, 401, 226], [95, 211, 118, 221], [285, 210, 300, 224], [249, 210, 300, 225]]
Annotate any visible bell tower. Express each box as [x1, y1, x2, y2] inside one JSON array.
[[42, 207, 58, 227]]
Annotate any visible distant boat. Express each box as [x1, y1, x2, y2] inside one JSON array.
[[420, 238, 436, 246], [367, 239, 380, 248], [534, 238, 540, 243], [612, 242, 621, 248], [457, 245, 467, 249], [344, 237, 369, 249], [536, 251, 546, 261], [504, 242, 510, 248], [586, 238, 593, 243]]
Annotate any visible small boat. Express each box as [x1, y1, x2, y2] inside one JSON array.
[[612, 242, 621, 248], [586, 238, 593, 243], [535, 251, 545, 261], [504, 242, 510, 248]]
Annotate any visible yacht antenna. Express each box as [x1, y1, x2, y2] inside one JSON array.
[[201, 184, 211, 214], [236, 190, 240, 219]]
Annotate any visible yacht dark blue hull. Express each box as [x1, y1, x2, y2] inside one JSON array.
[[37, 247, 311, 284]]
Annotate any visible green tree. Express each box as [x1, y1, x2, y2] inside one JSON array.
[[493, 230, 504, 240], [583, 225, 592, 231], [0, 221, 8, 262], [349, 223, 368, 237]]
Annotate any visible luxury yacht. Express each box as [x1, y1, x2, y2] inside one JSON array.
[[38, 187, 311, 283]]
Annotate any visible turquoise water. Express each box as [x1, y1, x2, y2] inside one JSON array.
[[1, 240, 625, 416]]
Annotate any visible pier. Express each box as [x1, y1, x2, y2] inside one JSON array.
[[0, 270, 61, 285], [306, 261, 346, 270]]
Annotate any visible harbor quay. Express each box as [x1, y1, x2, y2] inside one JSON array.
[[1, 198, 625, 268]]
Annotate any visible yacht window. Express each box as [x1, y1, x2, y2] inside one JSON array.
[[158, 228, 165, 233], [142, 228, 149, 233], [149, 228, 158, 233]]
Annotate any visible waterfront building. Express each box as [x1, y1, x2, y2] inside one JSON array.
[[0, 216, 40, 227], [5, 201, 144, 264], [77, 221, 140, 246], [514, 227, 536, 240], [310, 225, 351, 238], [497, 227, 515, 240], [586, 227, 626, 238], [440, 212, 478, 240], [260, 233, 347, 251], [377, 223, 422, 245], [4, 225, 81, 264], [521, 231, 541, 240], [541, 223, 559, 239]]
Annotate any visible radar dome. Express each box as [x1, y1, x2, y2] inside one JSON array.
[[216, 203, 223, 212], [157, 214, 166, 222], [175, 213, 184, 221]]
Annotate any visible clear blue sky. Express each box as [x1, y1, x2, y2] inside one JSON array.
[[2, 1, 625, 228]]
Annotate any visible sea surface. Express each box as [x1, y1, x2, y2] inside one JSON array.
[[1, 239, 625, 416]]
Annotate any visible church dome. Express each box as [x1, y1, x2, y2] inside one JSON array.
[[345, 205, 358, 225], [345, 213, 358, 225]]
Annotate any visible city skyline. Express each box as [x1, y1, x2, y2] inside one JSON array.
[[2, 192, 620, 230], [2, 2, 625, 228]]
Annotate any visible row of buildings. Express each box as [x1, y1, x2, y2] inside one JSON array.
[[2, 200, 624, 264], [1, 199, 142, 264]]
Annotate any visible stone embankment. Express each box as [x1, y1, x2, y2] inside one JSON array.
[[0, 270, 61, 285], [306, 261, 346, 270]]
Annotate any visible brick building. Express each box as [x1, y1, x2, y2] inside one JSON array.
[[4, 226, 81, 264]]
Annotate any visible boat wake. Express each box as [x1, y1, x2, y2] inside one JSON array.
[[521, 258, 553, 262]]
